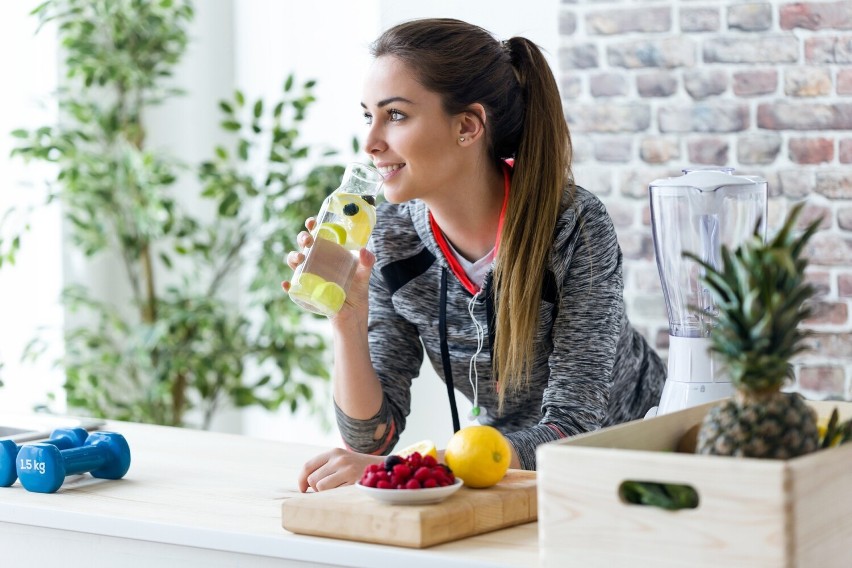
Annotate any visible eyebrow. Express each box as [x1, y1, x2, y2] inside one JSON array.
[[360, 96, 415, 109]]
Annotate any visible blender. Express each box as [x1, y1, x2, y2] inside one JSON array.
[[646, 168, 767, 416]]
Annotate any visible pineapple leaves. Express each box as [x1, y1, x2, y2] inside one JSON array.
[[685, 201, 823, 391]]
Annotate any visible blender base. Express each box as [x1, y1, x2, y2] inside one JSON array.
[[654, 379, 733, 416], [645, 336, 733, 418]]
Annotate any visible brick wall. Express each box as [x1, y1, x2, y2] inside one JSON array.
[[559, 0, 852, 400]]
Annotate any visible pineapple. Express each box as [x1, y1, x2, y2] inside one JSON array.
[[689, 202, 822, 459]]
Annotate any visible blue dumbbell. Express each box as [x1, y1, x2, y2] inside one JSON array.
[[16, 431, 131, 493], [0, 428, 89, 487]]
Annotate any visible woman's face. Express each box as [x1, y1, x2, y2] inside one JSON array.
[[361, 56, 462, 204]]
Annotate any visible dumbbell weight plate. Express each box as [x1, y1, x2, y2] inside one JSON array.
[[16, 444, 66, 493], [0, 441, 19, 487]]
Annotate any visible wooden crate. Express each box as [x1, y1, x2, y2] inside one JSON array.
[[537, 400, 852, 568]]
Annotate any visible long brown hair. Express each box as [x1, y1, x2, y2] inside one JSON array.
[[371, 19, 572, 408]]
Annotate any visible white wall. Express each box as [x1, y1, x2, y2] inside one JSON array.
[[0, 1, 64, 414]]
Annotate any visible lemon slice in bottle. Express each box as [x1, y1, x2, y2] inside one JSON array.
[[290, 272, 325, 301], [343, 201, 377, 249], [328, 193, 354, 215], [316, 222, 347, 244], [310, 281, 346, 314]]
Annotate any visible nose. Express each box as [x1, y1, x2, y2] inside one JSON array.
[[364, 123, 387, 157]]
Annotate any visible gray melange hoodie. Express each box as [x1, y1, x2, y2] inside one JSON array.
[[334, 184, 665, 469]]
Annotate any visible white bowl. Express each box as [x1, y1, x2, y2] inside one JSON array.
[[355, 478, 463, 505]]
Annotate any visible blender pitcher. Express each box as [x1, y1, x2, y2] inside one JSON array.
[[647, 168, 767, 416]]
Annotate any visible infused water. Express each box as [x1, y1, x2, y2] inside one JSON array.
[[289, 164, 382, 316]]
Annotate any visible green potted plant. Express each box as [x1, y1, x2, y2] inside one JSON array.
[[2, 0, 342, 429]]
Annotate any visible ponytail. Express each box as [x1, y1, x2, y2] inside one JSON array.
[[493, 38, 572, 408]]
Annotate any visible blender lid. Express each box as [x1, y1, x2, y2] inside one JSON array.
[[650, 167, 765, 192]]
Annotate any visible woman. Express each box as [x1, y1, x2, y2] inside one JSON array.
[[284, 18, 665, 492]]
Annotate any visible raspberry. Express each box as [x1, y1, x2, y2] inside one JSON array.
[[413, 466, 432, 482], [406, 452, 423, 469], [422, 454, 438, 467], [376, 480, 393, 489], [404, 478, 421, 490], [392, 463, 411, 481], [422, 478, 438, 488]]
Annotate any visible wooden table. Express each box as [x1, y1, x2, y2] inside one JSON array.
[[0, 421, 540, 567]]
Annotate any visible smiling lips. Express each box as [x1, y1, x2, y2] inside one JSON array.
[[377, 163, 405, 177]]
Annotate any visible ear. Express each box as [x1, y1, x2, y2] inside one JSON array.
[[456, 103, 487, 145]]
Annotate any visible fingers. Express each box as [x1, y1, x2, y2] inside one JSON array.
[[299, 449, 352, 493], [298, 449, 382, 493], [298, 451, 330, 493], [299, 448, 351, 493], [284, 227, 313, 273], [286, 220, 316, 269], [282, 217, 319, 296], [359, 247, 376, 270], [297, 229, 314, 250], [286, 250, 305, 270]]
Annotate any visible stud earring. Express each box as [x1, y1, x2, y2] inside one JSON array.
[[459, 137, 465, 142]]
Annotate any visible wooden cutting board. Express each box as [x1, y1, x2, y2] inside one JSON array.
[[281, 470, 537, 548]]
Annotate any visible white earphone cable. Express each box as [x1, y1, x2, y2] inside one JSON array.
[[467, 290, 486, 420]]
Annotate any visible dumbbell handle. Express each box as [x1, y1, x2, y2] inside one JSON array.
[[17, 430, 86, 453], [57, 445, 110, 477]]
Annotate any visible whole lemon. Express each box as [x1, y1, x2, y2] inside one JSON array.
[[444, 425, 511, 488]]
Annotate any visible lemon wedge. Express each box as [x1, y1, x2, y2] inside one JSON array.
[[289, 272, 325, 301], [345, 203, 376, 249], [310, 281, 346, 314], [396, 439, 438, 459], [316, 222, 347, 244]]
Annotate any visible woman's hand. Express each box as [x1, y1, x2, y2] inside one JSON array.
[[336, 248, 375, 319], [298, 448, 384, 492]]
